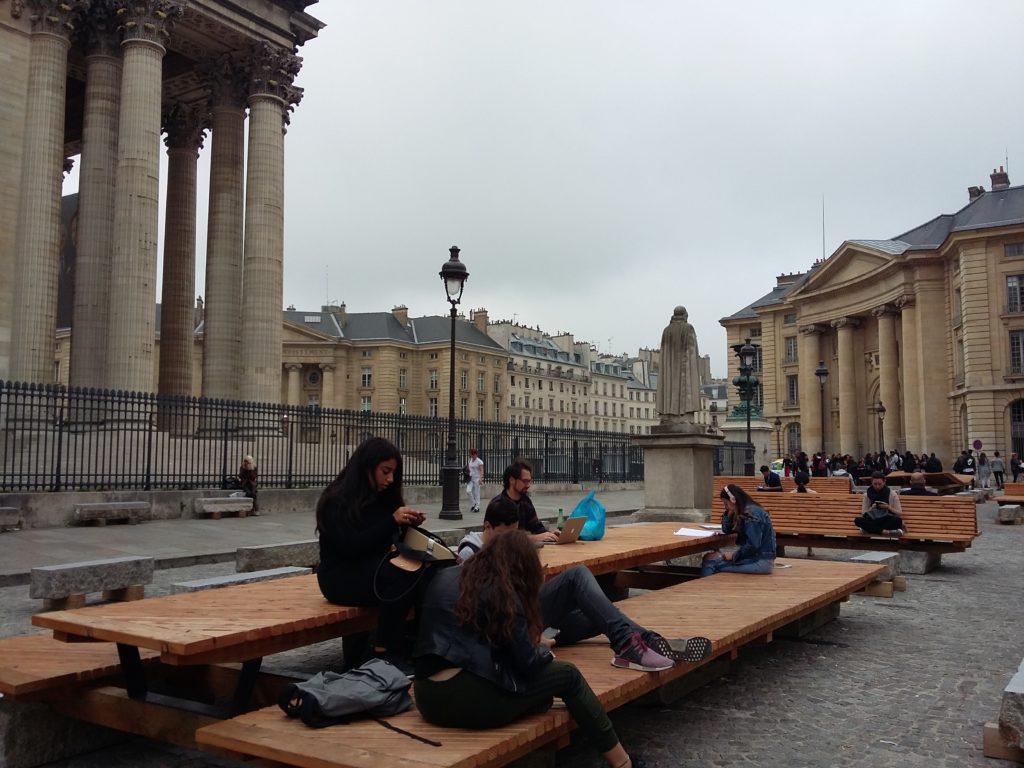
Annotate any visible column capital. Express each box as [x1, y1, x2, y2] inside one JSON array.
[[894, 293, 916, 310], [285, 363, 303, 372], [162, 101, 210, 152], [247, 41, 302, 104], [871, 304, 899, 319], [26, 0, 89, 38], [201, 53, 249, 109], [830, 316, 861, 330], [83, 0, 121, 56], [798, 323, 827, 336], [9, 1, 25, 19], [115, 0, 183, 50], [319, 363, 335, 373]]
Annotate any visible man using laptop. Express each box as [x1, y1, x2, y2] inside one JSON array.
[[497, 460, 559, 544], [456, 497, 711, 671]]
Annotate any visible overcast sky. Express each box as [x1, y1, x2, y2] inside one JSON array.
[[67, 1, 1024, 377]]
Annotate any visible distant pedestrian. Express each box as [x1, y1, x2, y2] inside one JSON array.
[[238, 455, 258, 511], [465, 447, 484, 514], [977, 453, 992, 490], [901, 472, 938, 496], [991, 452, 1006, 490], [1012, 453, 1022, 483]]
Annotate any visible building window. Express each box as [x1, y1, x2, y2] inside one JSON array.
[[399, 351, 408, 359], [477, 400, 484, 420], [602, 383, 607, 395], [361, 350, 372, 358], [429, 397, 438, 417], [495, 402, 501, 421], [399, 397, 407, 415], [1011, 331, 1024, 374], [460, 369, 468, 390], [460, 399, 468, 419], [477, 372, 485, 391], [787, 422, 802, 452], [494, 374, 501, 393], [749, 327, 762, 337], [399, 368, 407, 388], [360, 367, 372, 387], [429, 369, 438, 389], [953, 287, 963, 326], [1008, 276, 1024, 313], [360, 395, 371, 412], [783, 312, 796, 324], [784, 336, 798, 364], [510, 394, 516, 407], [430, 352, 438, 360], [1005, 242, 1024, 258], [786, 374, 799, 406], [549, 398, 554, 411]]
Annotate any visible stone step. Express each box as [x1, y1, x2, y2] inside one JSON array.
[[73, 501, 150, 526], [171, 566, 312, 593], [997, 504, 1024, 524], [29, 555, 154, 611], [236, 540, 318, 573]]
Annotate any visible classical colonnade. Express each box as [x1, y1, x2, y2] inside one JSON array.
[[10, 0, 307, 406]]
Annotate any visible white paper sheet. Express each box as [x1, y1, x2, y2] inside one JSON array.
[[673, 527, 720, 537]]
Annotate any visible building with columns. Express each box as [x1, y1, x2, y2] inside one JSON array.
[[721, 168, 1024, 464], [0, 0, 323, 405]]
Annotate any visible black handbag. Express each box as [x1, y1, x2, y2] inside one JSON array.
[[373, 527, 456, 603]]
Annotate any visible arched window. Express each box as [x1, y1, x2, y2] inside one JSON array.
[[1011, 400, 1024, 457], [786, 422, 802, 453]]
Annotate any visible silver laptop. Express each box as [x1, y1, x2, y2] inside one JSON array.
[[547, 516, 586, 545]]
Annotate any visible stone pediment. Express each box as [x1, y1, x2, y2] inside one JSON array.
[[283, 321, 337, 343], [790, 244, 896, 299]]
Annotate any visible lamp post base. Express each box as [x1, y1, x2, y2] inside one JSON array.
[[439, 464, 463, 520]]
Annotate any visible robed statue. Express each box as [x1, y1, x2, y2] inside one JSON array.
[[656, 306, 701, 424]]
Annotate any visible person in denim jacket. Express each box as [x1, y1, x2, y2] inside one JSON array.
[[701, 483, 776, 576]]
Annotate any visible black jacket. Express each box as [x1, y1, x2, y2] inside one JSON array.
[[413, 565, 553, 693], [494, 490, 548, 535]]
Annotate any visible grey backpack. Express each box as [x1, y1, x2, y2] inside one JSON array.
[[278, 658, 413, 728]]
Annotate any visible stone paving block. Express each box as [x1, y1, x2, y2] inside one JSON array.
[[851, 551, 901, 581], [997, 504, 1024, 524], [0, 507, 20, 531], [898, 549, 941, 574], [236, 539, 319, 572], [29, 556, 154, 600], [171, 566, 312, 593], [194, 497, 253, 518], [999, 658, 1024, 748], [72, 501, 150, 526]]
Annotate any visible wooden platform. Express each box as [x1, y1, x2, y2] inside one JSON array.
[[713, 475, 855, 496], [711, 493, 980, 553], [197, 558, 882, 768]]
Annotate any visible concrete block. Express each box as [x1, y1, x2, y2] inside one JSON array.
[[850, 551, 901, 581], [29, 556, 154, 600], [236, 539, 319, 572], [72, 501, 149, 525], [0, 697, 125, 768], [194, 496, 254, 518], [0, 507, 21, 531], [998, 659, 1024, 749], [775, 601, 842, 638], [997, 504, 1024, 524], [898, 549, 941, 575], [171, 566, 312, 593]]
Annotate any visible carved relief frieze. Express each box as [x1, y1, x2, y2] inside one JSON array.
[[114, 0, 183, 48], [247, 41, 302, 102], [25, 0, 89, 38], [162, 101, 209, 151]]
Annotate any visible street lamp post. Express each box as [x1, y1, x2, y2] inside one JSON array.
[[876, 401, 886, 454], [733, 338, 758, 476], [815, 360, 829, 455], [439, 246, 469, 521], [774, 415, 782, 458]]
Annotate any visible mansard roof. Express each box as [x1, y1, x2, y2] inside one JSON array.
[[282, 309, 504, 351]]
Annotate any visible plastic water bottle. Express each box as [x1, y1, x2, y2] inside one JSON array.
[[557, 508, 565, 531]]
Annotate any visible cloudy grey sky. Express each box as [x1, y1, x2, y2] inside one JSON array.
[[67, 1, 1024, 376]]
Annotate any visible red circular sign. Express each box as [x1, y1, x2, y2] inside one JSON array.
[[972, 439, 983, 450]]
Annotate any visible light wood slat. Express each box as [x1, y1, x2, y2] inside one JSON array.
[[713, 475, 855, 496], [196, 558, 882, 768], [33, 524, 730, 665]]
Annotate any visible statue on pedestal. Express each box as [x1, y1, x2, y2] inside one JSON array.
[[656, 306, 701, 427]]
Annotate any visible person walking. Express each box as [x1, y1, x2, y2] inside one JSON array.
[[1012, 453, 1022, 483], [465, 447, 484, 514], [977, 452, 992, 490], [991, 451, 1006, 490]]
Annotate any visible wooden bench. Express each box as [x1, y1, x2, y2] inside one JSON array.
[[73, 501, 150, 526], [195, 558, 883, 767], [713, 475, 855, 496], [710, 492, 980, 573], [193, 496, 254, 519], [996, 482, 1024, 506], [29, 555, 154, 610]]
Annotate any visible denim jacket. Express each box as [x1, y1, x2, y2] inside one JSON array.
[[721, 503, 776, 563]]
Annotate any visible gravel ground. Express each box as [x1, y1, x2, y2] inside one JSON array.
[[3, 503, 1022, 768]]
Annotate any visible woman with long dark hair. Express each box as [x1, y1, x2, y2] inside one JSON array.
[[315, 437, 427, 667], [701, 484, 776, 576], [414, 531, 649, 768]]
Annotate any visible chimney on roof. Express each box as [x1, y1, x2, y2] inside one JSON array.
[[391, 305, 409, 327], [967, 185, 985, 202], [471, 307, 489, 333], [991, 165, 1010, 191]]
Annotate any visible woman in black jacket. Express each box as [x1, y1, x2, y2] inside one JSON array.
[[315, 437, 427, 666], [413, 531, 647, 768]]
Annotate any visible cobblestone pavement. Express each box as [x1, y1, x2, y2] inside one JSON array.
[[2, 504, 1021, 768]]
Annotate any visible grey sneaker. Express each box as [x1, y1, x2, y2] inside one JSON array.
[[611, 631, 673, 672], [644, 632, 713, 664], [883, 528, 905, 536]]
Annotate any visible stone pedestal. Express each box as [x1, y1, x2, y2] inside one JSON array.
[[719, 416, 776, 464], [899, 549, 941, 574], [632, 426, 724, 522]]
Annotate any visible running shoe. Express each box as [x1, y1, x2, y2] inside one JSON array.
[[611, 631, 674, 672]]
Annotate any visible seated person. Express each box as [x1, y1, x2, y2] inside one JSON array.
[[790, 471, 818, 494], [854, 471, 906, 534], [900, 472, 938, 496], [414, 531, 650, 768], [756, 464, 783, 491], [459, 496, 711, 669], [702, 484, 776, 576], [492, 460, 559, 544]]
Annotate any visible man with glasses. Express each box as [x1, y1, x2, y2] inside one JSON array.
[[499, 460, 559, 544]]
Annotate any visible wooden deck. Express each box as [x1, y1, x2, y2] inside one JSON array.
[[196, 558, 882, 768], [713, 475, 855, 496]]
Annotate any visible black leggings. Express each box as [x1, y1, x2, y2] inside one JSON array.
[[853, 513, 903, 534], [414, 661, 619, 753]]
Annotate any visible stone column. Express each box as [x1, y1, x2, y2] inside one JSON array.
[[831, 317, 861, 456], [200, 55, 248, 401], [286, 363, 302, 406], [158, 103, 208, 401], [320, 363, 335, 409], [239, 42, 302, 405], [797, 324, 825, 454], [896, 295, 921, 451], [873, 305, 901, 452], [10, 0, 87, 384], [915, 266, 952, 461], [70, 2, 120, 391], [106, 0, 183, 393]]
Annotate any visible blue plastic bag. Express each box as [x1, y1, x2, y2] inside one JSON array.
[[570, 490, 606, 541]]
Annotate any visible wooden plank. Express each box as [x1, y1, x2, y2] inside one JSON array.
[[196, 559, 882, 768], [983, 722, 1024, 762]]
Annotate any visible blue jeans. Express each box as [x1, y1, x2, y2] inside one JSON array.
[[539, 565, 639, 652], [701, 556, 774, 577]]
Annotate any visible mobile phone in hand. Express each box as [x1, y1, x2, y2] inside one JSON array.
[[542, 627, 560, 640]]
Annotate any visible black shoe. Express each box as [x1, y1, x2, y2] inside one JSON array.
[[629, 754, 652, 768], [643, 632, 712, 663]]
